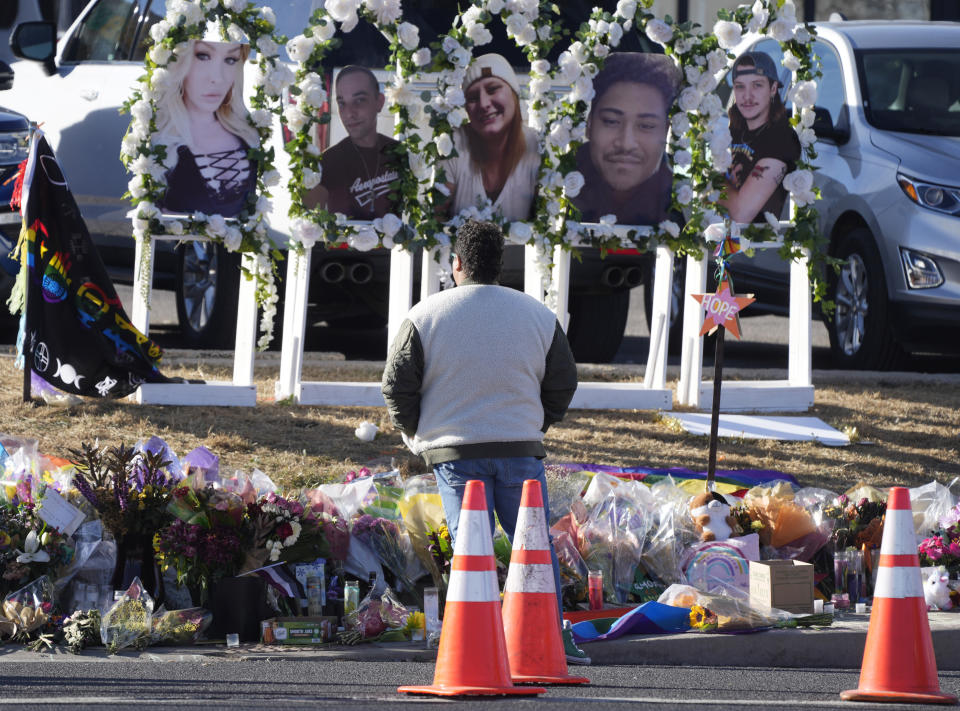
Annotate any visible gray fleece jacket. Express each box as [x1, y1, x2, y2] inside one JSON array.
[[381, 280, 577, 466]]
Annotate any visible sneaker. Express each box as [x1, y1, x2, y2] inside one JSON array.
[[562, 620, 591, 666]]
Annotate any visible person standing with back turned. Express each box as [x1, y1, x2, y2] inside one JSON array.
[[381, 219, 589, 665]]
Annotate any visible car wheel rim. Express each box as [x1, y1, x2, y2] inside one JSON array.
[[182, 242, 218, 334], [834, 253, 869, 357]]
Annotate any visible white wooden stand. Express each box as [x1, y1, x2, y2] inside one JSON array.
[[676, 230, 814, 413], [130, 234, 258, 406]]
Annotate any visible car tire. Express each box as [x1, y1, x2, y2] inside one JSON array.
[[566, 289, 630, 363], [175, 241, 241, 349], [643, 256, 686, 355], [827, 228, 904, 370]]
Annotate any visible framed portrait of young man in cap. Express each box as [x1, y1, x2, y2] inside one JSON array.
[[720, 50, 801, 224], [441, 52, 540, 222], [571, 52, 681, 227]]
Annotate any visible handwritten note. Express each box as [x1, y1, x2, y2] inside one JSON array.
[[36, 488, 86, 536]]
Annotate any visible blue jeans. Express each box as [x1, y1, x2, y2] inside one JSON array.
[[433, 457, 563, 617]]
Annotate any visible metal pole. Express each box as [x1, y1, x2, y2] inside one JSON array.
[[706, 327, 725, 488]]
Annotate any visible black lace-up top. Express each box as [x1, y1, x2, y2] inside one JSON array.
[[160, 143, 256, 217]]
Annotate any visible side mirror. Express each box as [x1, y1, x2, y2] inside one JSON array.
[[812, 105, 850, 144], [0, 61, 12, 91], [11, 21, 57, 76]]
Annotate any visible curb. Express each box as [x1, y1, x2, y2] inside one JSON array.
[[5, 612, 959, 669]]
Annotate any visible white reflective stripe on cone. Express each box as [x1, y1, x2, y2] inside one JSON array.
[[873, 565, 924, 599], [879, 509, 918, 555], [513, 506, 550, 551], [446, 568, 500, 602], [505, 562, 555, 594], [454, 508, 494, 557]]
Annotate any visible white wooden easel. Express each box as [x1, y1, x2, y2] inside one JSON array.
[[675, 226, 814, 412], [130, 233, 258, 406]]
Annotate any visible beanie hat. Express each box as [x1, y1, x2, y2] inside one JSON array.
[[462, 53, 521, 96]]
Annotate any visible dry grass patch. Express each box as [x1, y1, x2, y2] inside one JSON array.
[[2, 355, 958, 494]]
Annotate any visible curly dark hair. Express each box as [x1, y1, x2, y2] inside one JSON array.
[[590, 52, 682, 120], [453, 220, 504, 284]]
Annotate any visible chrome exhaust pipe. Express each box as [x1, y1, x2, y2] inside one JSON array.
[[349, 262, 373, 285], [320, 261, 345, 283], [600, 266, 625, 288], [624, 266, 643, 288]]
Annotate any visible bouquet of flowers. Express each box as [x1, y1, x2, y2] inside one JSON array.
[[153, 486, 245, 605], [0, 500, 74, 600], [241, 492, 348, 573], [351, 514, 418, 601], [919, 518, 960, 576], [831, 495, 886, 551], [101, 577, 153, 653]]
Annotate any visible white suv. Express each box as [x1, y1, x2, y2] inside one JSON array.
[[722, 21, 960, 370]]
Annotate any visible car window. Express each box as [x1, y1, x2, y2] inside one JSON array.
[[812, 40, 844, 127], [858, 48, 960, 136], [61, 0, 141, 62]]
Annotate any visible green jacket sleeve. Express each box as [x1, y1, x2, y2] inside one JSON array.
[[381, 318, 424, 437], [541, 320, 577, 431]]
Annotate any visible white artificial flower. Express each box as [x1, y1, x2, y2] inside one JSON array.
[[450, 46, 472, 68], [747, 0, 769, 33], [444, 87, 465, 107], [768, 18, 795, 42], [675, 183, 693, 205], [312, 19, 336, 42], [256, 194, 271, 216], [796, 126, 816, 147], [684, 64, 703, 85], [131, 99, 152, 125], [121, 134, 140, 159], [301, 167, 321, 190], [397, 22, 420, 51], [673, 149, 692, 168], [283, 104, 309, 132], [349, 227, 379, 251], [779, 1, 798, 23], [250, 108, 272, 129], [354, 420, 379, 441], [435, 132, 454, 157], [508, 221, 533, 245], [789, 80, 818, 109], [782, 169, 816, 206], [149, 20, 171, 43], [548, 121, 570, 149], [128, 175, 148, 199], [706, 48, 727, 75], [223, 225, 243, 251], [563, 171, 585, 198], [764, 211, 782, 232], [293, 219, 322, 248], [546, 199, 561, 216], [674, 37, 695, 55], [466, 22, 493, 46], [555, 51, 579, 84], [699, 93, 724, 117], [326, 0, 360, 24], [385, 78, 415, 106], [794, 26, 811, 44], [300, 75, 327, 108], [412, 48, 431, 67], [696, 71, 718, 93], [149, 44, 172, 65], [442, 36, 460, 55], [645, 19, 673, 45], [800, 107, 816, 128], [379, 213, 402, 238], [286, 34, 317, 63], [713, 20, 742, 50], [703, 221, 728, 243], [678, 87, 701, 113], [262, 63, 295, 96], [257, 36, 279, 59], [659, 220, 680, 238], [163, 219, 184, 236], [713, 151, 733, 172], [366, 0, 401, 25], [782, 50, 802, 72], [204, 214, 226, 239], [16, 531, 50, 564], [530, 59, 550, 77], [568, 41, 588, 64], [259, 5, 276, 24], [261, 169, 280, 188], [448, 107, 468, 127], [516, 24, 536, 46], [150, 67, 172, 92], [538, 24, 553, 41], [616, 0, 637, 20], [671, 112, 690, 135], [222, 0, 246, 10], [487, 0, 505, 12], [595, 45, 610, 59], [570, 74, 595, 103], [504, 12, 526, 37], [599, 214, 617, 226]]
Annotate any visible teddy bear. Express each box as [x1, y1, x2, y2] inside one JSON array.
[[689, 490, 736, 542]]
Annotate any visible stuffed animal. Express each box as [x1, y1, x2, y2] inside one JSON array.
[[689, 491, 736, 542], [924, 571, 953, 611]]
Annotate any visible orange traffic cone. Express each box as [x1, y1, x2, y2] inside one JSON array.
[[398, 480, 545, 697], [841, 486, 957, 704], [502, 479, 589, 685]]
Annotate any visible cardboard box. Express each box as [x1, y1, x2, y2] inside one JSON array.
[[749, 560, 814, 614], [262, 616, 338, 645]]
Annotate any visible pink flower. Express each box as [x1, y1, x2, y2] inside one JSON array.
[[948, 541, 960, 558]]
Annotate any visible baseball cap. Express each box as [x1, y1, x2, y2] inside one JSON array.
[[732, 51, 780, 85], [462, 53, 521, 96]]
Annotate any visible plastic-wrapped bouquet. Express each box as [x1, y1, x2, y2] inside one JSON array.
[[151, 607, 212, 645], [919, 519, 960, 576], [2, 575, 56, 633], [0, 500, 74, 600], [351, 514, 418, 601], [101, 577, 154, 653]]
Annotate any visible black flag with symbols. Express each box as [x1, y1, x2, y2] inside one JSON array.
[[15, 133, 170, 397]]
